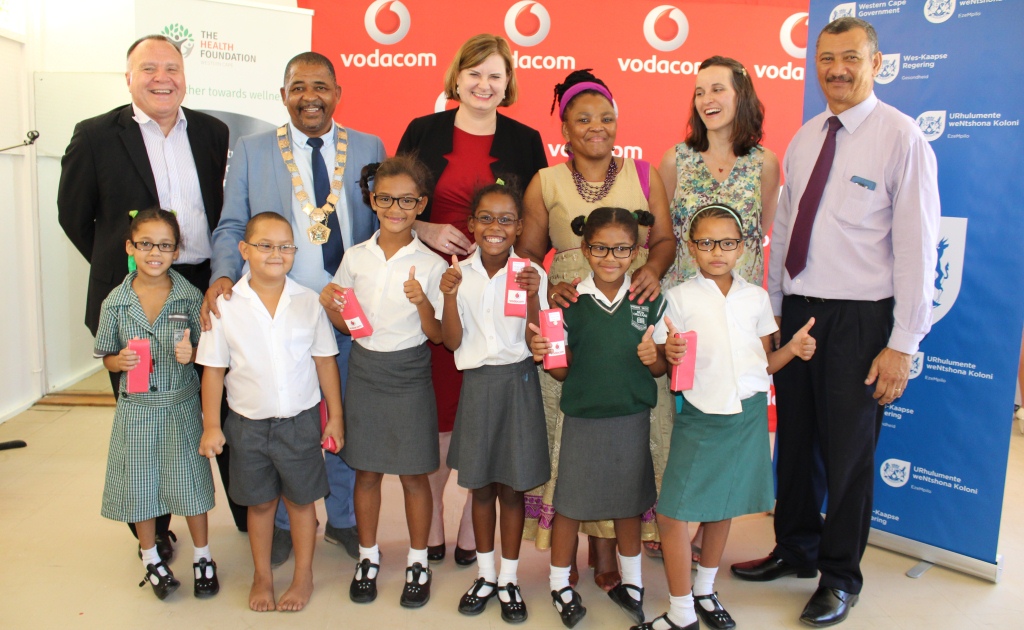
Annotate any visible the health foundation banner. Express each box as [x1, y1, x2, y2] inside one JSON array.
[[807, 0, 1024, 565]]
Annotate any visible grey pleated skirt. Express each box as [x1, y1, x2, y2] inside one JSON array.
[[448, 358, 551, 491], [341, 342, 440, 475], [552, 410, 656, 521]]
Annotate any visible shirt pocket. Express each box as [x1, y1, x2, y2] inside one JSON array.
[[289, 328, 315, 362], [832, 171, 884, 228]]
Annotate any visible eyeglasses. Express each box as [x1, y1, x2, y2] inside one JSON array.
[[693, 238, 741, 252], [131, 241, 177, 252], [585, 244, 636, 259], [473, 214, 519, 226], [245, 242, 299, 254], [372, 193, 423, 210]]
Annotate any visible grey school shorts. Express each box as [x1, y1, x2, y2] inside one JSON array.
[[223, 405, 329, 507]]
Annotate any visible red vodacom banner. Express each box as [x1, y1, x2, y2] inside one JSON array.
[[301, 0, 809, 169]]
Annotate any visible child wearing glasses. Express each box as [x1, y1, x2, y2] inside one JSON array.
[[95, 209, 217, 601], [318, 155, 446, 608], [529, 206, 667, 628], [437, 181, 551, 623], [196, 212, 343, 613], [638, 204, 816, 630]]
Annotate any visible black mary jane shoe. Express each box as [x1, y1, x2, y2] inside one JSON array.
[[695, 592, 736, 629], [608, 582, 645, 625], [139, 561, 180, 600], [458, 577, 497, 615], [630, 613, 699, 630], [454, 546, 477, 566], [498, 582, 529, 624], [427, 544, 446, 564], [551, 586, 586, 628], [193, 558, 220, 598], [400, 562, 432, 608], [349, 558, 379, 604]]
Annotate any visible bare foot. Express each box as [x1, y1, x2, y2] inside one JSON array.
[[278, 570, 313, 612], [249, 573, 276, 612]]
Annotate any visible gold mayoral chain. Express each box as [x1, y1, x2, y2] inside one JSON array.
[[276, 125, 349, 245]]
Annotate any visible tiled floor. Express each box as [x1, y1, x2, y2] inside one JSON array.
[[1, 402, 1022, 629]]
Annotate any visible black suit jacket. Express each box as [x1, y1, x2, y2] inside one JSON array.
[[397, 109, 548, 222], [58, 104, 229, 335]]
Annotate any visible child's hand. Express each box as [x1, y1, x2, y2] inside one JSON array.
[[440, 255, 462, 296], [787, 317, 816, 361], [404, 266, 427, 305], [320, 282, 346, 313], [527, 322, 550, 362], [517, 265, 541, 298], [174, 329, 192, 364], [116, 341, 141, 372], [199, 427, 226, 459], [322, 416, 344, 454], [637, 325, 657, 366], [664, 316, 688, 365]]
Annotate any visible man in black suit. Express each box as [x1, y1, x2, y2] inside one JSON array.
[[57, 34, 241, 557]]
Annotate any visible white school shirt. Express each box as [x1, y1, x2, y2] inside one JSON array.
[[132, 104, 210, 264], [575, 272, 631, 307], [441, 247, 549, 370], [196, 274, 338, 419], [654, 272, 778, 415], [333, 231, 445, 352]]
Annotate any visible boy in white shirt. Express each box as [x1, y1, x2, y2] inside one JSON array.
[[197, 213, 343, 613]]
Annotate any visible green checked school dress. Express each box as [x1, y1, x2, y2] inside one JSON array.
[[95, 270, 214, 523]]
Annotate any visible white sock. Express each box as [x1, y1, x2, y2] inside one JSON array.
[[358, 544, 379, 579], [619, 551, 643, 600], [473, 550, 496, 597], [667, 593, 698, 627], [549, 564, 573, 603], [497, 557, 519, 602], [141, 546, 167, 584], [694, 564, 718, 600], [193, 545, 213, 578], [407, 548, 429, 584]]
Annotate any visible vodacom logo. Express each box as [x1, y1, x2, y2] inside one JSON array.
[[643, 5, 688, 52], [504, 1, 551, 47], [364, 0, 411, 45], [780, 12, 809, 59]]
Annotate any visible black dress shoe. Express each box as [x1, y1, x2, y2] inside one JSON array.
[[324, 524, 360, 560], [349, 558, 379, 603], [499, 582, 529, 623], [270, 526, 292, 568], [800, 586, 858, 627], [607, 582, 645, 624], [731, 552, 817, 581], [193, 558, 220, 598], [400, 562, 432, 608], [458, 577, 496, 615], [694, 592, 736, 629], [454, 546, 477, 566], [551, 586, 586, 628], [631, 613, 698, 630], [139, 561, 180, 600], [427, 543, 446, 564]]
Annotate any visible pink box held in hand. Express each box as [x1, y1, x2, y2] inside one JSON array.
[[340, 288, 373, 339], [670, 331, 698, 391], [504, 258, 530, 318], [539, 308, 568, 369], [126, 338, 152, 393], [319, 398, 338, 453]]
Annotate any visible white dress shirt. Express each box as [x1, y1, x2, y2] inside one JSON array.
[[767, 93, 941, 354], [133, 104, 210, 264], [656, 272, 778, 415], [443, 248, 549, 370], [575, 273, 632, 307], [333, 231, 445, 352], [196, 274, 338, 419]]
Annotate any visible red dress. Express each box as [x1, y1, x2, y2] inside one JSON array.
[[428, 128, 497, 432]]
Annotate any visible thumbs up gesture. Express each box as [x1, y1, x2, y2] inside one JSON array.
[[637, 325, 658, 366], [527, 322, 551, 362], [404, 265, 427, 305], [787, 317, 817, 361], [440, 254, 462, 296], [664, 316, 688, 365], [174, 328, 193, 364]]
